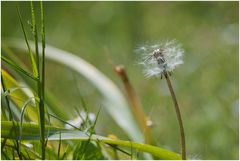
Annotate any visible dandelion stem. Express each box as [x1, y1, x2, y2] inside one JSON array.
[[164, 72, 186, 160]]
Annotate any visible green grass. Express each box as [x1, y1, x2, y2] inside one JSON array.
[[1, 1, 239, 160]]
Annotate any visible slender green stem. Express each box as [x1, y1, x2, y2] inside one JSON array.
[[57, 132, 62, 159], [40, 0, 47, 156], [16, 5, 38, 77], [31, 2, 45, 159], [30, 2, 40, 75], [40, 1, 45, 100], [164, 73, 186, 160]]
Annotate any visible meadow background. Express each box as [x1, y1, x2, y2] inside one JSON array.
[[2, 1, 239, 159]]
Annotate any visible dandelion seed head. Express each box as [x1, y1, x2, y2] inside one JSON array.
[[137, 40, 184, 78]]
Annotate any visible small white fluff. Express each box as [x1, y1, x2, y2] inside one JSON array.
[[138, 40, 184, 78], [24, 143, 33, 148], [65, 111, 96, 129]]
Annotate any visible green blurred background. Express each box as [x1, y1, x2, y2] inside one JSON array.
[[2, 1, 239, 159]]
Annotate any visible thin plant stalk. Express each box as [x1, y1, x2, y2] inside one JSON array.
[[164, 72, 186, 160], [40, 0, 48, 155], [114, 65, 152, 145], [31, 2, 45, 159], [40, 1, 45, 101], [16, 6, 38, 77], [30, 2, 40, 74]]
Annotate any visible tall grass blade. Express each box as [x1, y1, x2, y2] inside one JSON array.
[[30, 2, 45, 159], [30, 2, 40, 75], [16, 5, 38, 77], [40, 1, 46, 100]]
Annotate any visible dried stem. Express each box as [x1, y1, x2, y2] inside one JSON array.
[[164, 72, 186, 160], [114, 65, 152, 144]]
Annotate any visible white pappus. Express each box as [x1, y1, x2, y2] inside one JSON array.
[[137, 40, 184, 78]]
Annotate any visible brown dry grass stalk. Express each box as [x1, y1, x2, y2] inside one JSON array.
[[114, 65, 152, 144]]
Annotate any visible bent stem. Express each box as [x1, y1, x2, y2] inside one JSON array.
[[164, 72, 186, 160]]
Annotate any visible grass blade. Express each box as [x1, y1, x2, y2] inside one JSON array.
[[1, 87, 30, 98], [57, 132, 62, 159], [1, 69, 38, 122], [30, 2, 40, 75], [16, 5, 38, 77], [1, 56, 38, 81], [40, 1, 46, 101]]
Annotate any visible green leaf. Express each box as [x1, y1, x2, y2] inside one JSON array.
[[1, 70, 38, 122]]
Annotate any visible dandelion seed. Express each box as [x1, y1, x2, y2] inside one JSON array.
[[138, 40, 184, 78], [24, 143, 33, 148], [65, 117, 83, 129], [65, 111, 96, 129]]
